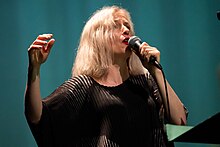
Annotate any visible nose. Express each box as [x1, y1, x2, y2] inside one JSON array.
[[122, 25, 130, 36]]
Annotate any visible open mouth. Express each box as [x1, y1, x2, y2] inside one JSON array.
[[122, 37, 129, 45]]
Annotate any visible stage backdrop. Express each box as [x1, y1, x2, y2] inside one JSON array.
[[0, 0, 220, 147]]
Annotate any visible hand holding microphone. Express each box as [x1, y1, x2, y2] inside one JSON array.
[[128, 36, 162, 70]]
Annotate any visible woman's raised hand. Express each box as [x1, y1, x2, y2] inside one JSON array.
[[28, 34, 55, 67]]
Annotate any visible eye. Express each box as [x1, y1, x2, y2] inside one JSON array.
[[124, 22, 131, 30], [113, 20, 121, 29], [125, 25, 130, 30]]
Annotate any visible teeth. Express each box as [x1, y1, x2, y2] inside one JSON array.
[[124, 38, 128, 42]]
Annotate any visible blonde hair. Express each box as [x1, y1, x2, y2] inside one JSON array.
[[72, 5, 147, 78]]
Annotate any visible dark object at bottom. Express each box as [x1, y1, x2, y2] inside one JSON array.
[[217, 11, 220, 20], [167, 112, 220, 144]]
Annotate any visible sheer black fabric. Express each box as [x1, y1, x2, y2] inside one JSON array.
[[27, 73, 170, 147]]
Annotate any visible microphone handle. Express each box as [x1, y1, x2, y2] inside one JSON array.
[[137, 40, 162, 70], [150, 56, 163, 70]]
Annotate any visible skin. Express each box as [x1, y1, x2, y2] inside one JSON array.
[[25, 17, 187, 125], [25, 34, 55, 124]]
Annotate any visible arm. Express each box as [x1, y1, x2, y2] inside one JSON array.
[[139, 42, 187, 125], [24, 34, 55, 124], [151, 68, 187, 125]]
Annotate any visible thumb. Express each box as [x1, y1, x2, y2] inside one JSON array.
[[45, 39, 55, 53]]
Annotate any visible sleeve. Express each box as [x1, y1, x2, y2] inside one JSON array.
[[145, 72, 165, 121], [27, 85, 73, 146], [145, 72, 189, 123], [26, 76, 90, 146], [27, 101, 53, 147]]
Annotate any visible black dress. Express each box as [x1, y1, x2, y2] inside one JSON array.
[[26, 73, 169, 147]]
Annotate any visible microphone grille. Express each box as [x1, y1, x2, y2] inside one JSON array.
[[128, 36, 141, 46]]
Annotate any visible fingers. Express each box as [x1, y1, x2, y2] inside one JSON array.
[[28, 40, 46, 51], [45, 38, 55, 53], [37, 34, 53, 40], [139, 42, 160, 62], [28, 34, 54, 52]]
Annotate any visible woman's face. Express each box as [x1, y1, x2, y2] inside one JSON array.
[[112, 16, 132, 59]]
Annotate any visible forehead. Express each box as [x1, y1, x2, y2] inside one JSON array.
[[114, 9, 129, 20], [113, 12, 131, 26]]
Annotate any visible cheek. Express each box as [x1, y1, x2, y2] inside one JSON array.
[[112, 44, 127, 55], [112, 36, 121, 47], [113, 29, 122, 39]]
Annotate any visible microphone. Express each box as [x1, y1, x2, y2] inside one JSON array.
[[128, 36, 162, 70]]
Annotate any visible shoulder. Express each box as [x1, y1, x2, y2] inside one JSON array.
[[43, 75, 94, 103], [129, 72, 157, 89], [62, 75, 94, 91], [57, 75, 95, 99], [129, 72, 151, 84]]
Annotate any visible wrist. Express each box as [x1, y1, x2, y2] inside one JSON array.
[[28, 64, 41, 84]]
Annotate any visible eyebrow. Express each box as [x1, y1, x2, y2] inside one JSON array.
[[114, 19, 129, 25], [123, 21, 130, 26]]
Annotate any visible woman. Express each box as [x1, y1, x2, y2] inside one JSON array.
[[25, 5, 187, 147]]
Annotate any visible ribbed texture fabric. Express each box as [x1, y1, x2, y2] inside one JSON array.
[[27, 74, 169, 147]]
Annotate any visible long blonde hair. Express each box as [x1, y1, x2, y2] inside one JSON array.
[[72, 5, 147, 78]]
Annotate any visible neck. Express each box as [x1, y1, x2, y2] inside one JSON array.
[[94, 64, 129, 87]]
